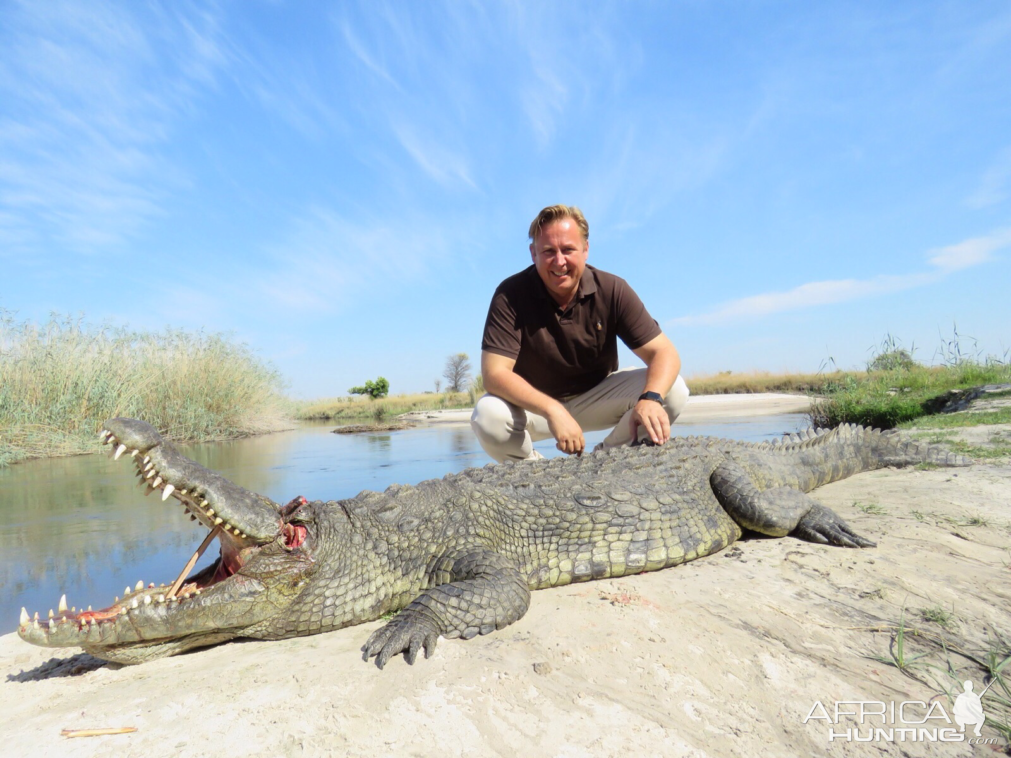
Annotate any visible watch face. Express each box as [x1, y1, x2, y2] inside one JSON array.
[[640, 391, 663, 403]]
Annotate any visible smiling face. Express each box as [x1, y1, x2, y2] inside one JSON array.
[[530, 217, 589, 309]]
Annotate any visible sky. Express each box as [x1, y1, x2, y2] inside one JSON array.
[[1, 0, 1009, 398]]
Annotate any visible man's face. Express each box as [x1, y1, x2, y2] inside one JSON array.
[[529, 217, 588, 308]]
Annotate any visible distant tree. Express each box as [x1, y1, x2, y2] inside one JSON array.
[[443, 353, 471, 393], [867, 349, 918, 373], [348, 376, 390, 399], [434, 378, 442, 393]]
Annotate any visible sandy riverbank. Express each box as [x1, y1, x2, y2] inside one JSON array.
[[2, 411, 1008, 757], [399, 392, 814, 426]]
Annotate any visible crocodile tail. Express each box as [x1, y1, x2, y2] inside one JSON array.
[[760, 424, 971, 491]]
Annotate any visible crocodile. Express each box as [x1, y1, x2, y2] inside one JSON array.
[[18, 417, 968, 668]]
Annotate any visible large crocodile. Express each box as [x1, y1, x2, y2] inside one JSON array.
[[18, 418, 968, 668]]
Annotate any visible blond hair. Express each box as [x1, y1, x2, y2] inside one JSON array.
[[528, 204, 589, 243]]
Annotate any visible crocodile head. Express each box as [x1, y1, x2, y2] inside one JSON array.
[[16, 418, 318, 664]]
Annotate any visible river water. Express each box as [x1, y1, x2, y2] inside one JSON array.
[[0, 414, 807, 634]]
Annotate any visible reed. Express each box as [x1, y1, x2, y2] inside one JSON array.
[[0, 312, 289, 466]]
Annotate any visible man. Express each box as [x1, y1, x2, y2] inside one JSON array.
[[471, 204, 689, 462]]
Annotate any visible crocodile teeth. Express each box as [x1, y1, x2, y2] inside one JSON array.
[[48, 609, 54, 619], [58, 594, 68, 613], [114, 444, 127, 460], [143, 455, 151, 465], [143, 596, 152, 605], [99, 429, 111, 442], [135, 580, 145, 591], [48, 619, 55, 631], [162, 484, 175, 501], [20, 608, 28, 625], [206, 508, 215, 516], [124, 586, 131, 596], [130, 449, 140, 458], [213, 517, 223, 525], [152, 476, 163, 489], [130, 598, 139, 609]]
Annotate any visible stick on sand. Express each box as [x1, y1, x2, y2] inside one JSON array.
[[167, 525, 222, 599]]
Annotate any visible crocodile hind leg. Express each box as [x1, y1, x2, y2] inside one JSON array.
[[710, 460, 876, 548], [362, 549, 531, 669]]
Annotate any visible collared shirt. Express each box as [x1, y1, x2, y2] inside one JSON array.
[[481, 265, 661, 398]]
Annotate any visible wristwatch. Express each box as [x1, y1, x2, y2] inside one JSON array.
[[638, 391, 663, 404]]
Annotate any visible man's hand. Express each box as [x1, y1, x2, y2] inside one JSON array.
[[629, 398, 670, 446], [546, 407, 586, 456]]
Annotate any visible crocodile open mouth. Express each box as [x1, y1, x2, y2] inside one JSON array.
[[17, 419, 291, 647]]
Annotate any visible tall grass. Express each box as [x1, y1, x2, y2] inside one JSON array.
[[0, 312, 289, 466]]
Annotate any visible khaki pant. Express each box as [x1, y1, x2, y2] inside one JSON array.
[[471, 370, 690, 463]]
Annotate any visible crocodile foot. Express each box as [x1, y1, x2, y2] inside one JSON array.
[[362, 611, 441, 669], [793, 504, 876, 548]]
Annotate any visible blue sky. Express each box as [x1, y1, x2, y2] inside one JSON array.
[[2, 0, 1009, 398]]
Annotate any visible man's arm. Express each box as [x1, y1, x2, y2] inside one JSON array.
[[629, 333, 681, 445], [481, 351, 587, 456]]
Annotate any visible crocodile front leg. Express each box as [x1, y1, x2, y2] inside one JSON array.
[[361, 549, 531, 669]]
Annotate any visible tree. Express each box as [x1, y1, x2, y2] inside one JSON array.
[[434, 378, 442, 393], [443, 353, 471, 393], [348, 376, 389, 399]]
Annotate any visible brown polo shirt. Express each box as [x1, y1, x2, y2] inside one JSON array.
[[481, 265, 662, 398]]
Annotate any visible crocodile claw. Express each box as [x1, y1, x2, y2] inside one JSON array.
[[793, 504, 876, 548], [362, 611, 440, 669]]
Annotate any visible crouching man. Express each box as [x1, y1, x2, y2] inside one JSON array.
[[472, 204, 689, 462]]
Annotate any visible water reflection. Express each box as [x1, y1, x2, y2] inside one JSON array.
[[0, 415, 806, 631]]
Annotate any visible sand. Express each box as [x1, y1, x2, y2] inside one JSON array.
[[2, 395, 1009, 757], [399, 392, 815, 426]]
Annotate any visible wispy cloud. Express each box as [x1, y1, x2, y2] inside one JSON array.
[[392, 123, 477, 190], [0, 0, 230, 253], [966, 145, 1011, 209], [670, 228, 1010, 327]]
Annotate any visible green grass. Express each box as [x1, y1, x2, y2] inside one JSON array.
[[0, 312, 288, 466], [808, 330, 1011, 429]]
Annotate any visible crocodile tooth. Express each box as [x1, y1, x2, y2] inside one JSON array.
[[152, 476, 163, 488], [114, 596, 119, 603], [114, 444, 127, 460], [206, 508, 215, 516], [130, 449, 140, 458], [119, 607, 128, 616], [32, 618, 40, 629], [190, 515, 197, 521], [99, 429, 111, 442], [19, 608, 28, 625], [144, 461, 154, 473], [58, 594, 67, 613], [143, 455, 151, 465], [143, 596, 152, 605], [214, 517, 223, 525], [179, 489, 188, 496], [88, 605, 92, 611], [200, 499, 209, 508], [162, 484, 175, 501], [48, 609, 54, 619], [144, 469, 155, 480], [157, 595, 166, 603], [48, 619, 55, 631], [124, 586, 131, 596], [33, 611, 39, 621], [72, 606, 77, 613], [130, 598, 139, 609], [145, 485, 155, 496], [240, 533, 247, 539], [135, 580, 144, 591]]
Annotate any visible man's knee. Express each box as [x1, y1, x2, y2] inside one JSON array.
[[470, 394, 522, 445], [664, 375, 690, 421]]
